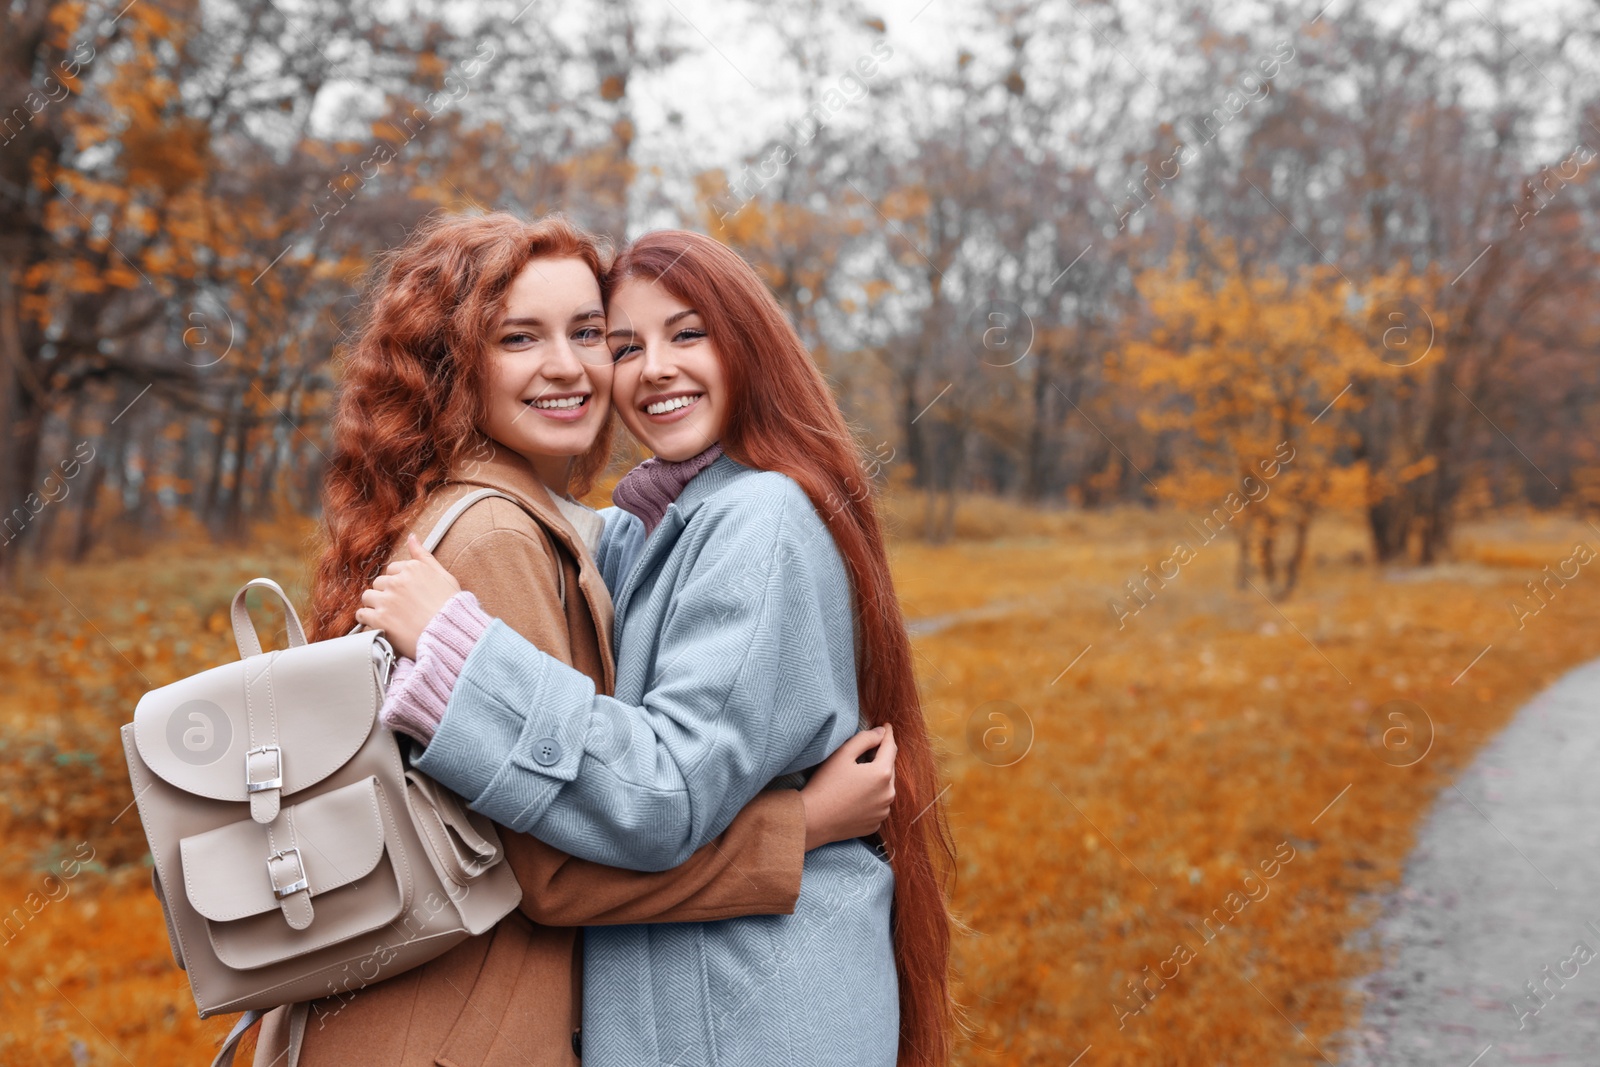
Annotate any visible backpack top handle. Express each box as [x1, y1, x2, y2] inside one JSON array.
[[230, 578, 308, 660]]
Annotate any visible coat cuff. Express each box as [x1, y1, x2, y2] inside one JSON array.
[[742, 788, 806, 916], [412, 619, 596, 832]]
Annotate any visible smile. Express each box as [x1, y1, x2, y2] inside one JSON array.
[[521, 393, 591, 422], [526, 395, 589, 410], [644, 393, 702, 416]]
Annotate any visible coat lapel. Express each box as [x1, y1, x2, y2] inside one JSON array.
[[606, 454, 751, 639], [446, 437, 617, 689], [609, 506, 684, 638]]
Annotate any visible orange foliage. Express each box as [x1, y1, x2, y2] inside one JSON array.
[[4, 508, 1600, 1064]]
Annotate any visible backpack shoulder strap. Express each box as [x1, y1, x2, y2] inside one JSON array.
[[419, 487, 520, 554], [346, 487, 567, 639], [209, 1001, 308, 1067], [419, 487, 565, 609]]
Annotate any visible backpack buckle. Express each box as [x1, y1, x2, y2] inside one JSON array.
[[245, 745, 283, 793], [267, 847, 309, 898]]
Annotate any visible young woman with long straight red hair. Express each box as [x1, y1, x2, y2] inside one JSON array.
[[264, 213, 896, 1067], [358, 229, 956, 1066]]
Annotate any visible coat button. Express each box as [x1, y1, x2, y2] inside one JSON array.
[[534, 738, 562, 766]]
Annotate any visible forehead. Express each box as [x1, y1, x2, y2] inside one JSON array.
[[504, 256, 601, 310], [606, 277, 694, 325]]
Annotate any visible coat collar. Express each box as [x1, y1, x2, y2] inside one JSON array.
[[667, 452, 753, 522], [608, 453, 753, 631], [443, 436, 616, 685], [447, 436, 585, 556]]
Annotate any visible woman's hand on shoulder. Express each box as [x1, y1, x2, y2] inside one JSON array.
[[355, 534, 462, 660], [799, 725, 896, 851]]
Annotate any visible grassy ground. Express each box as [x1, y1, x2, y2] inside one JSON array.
[[2, 502, 1598, 1064]]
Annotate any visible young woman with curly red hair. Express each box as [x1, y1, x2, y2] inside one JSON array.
[[258, 213, 894, 1067], [359, 229, 956, 1067]]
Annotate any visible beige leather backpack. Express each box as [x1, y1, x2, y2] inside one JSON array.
[[120, 489, 530, 1066]]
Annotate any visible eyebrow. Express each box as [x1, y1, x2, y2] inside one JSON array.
[[500, 308, 604, 329], [605, 308, 700, 340]]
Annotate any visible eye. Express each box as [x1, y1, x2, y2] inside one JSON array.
[[573, 325, 604, 344], [501, 331, 535, 346], [674, 327, 705, 343], [611, 342, 640, 362]]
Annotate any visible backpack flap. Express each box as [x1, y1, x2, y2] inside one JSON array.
[[178, 775, 408, 970], [131, 628, 389, 821]]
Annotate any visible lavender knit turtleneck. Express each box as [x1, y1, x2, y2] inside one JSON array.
[[611, 442, 723, 535]]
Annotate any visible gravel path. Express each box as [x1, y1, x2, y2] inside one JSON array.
[[1340, 656, 1600, 1066]]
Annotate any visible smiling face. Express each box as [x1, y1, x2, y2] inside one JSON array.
[[480, 256, 614, 494], [606, 276, 727, 462]]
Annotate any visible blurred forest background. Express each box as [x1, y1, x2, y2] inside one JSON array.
[[5, 0, 1598, 582], [5, 0, 1600, 1063]]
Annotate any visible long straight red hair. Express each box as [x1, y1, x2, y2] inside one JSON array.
[[607, 231, 955, 1066], [309, 212, 614, 641]]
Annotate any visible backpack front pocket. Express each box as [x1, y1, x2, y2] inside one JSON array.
[[179, 775, 409, 970]]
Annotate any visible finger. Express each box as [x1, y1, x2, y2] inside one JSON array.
[[372, 574, 392, 591], [360, 588, 383, 608], [354, 607, 373, 626], [386, 560, 407, 574], [834, 728, 885, 763], [408, 533, 444, 569], [873, 726, 898, 767]]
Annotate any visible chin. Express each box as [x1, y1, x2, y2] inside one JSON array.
[[653, 435, 707, 463], [653, 419, 718, 462], [522, 429, 597, 457]]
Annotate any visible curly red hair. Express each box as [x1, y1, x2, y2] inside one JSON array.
[[308, 212, 613, 642]]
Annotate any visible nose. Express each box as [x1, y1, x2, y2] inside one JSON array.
[[540, 333, 586, 384], [637, 337, 677, 383]]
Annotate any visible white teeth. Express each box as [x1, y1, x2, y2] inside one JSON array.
[[646, 395, 700, 415], [530, 395, 586, 410]]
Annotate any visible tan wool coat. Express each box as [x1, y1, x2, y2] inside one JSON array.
[[255, 439, 807, 1067]]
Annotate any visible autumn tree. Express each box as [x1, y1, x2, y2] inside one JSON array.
[[1122, 237, 1369, 595]]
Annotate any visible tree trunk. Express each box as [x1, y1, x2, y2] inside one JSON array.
[[1277, 512, 1313, 598], [1023, 353, 1053, 499], [221, 413, 252, 542], [1257, 515, 1278, 588]]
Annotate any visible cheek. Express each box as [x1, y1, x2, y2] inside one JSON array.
[[486, 358, 520, 408], [610, 364, 648, 435], [700, 356, 728, 425], [586, 362, 614, 416], [609, 360, 636, 408]]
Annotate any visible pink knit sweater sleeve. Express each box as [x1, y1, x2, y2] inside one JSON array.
[[379, 590, 493, 744]]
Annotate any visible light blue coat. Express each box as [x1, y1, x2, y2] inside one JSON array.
[[413, 454, 898, 1067]]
